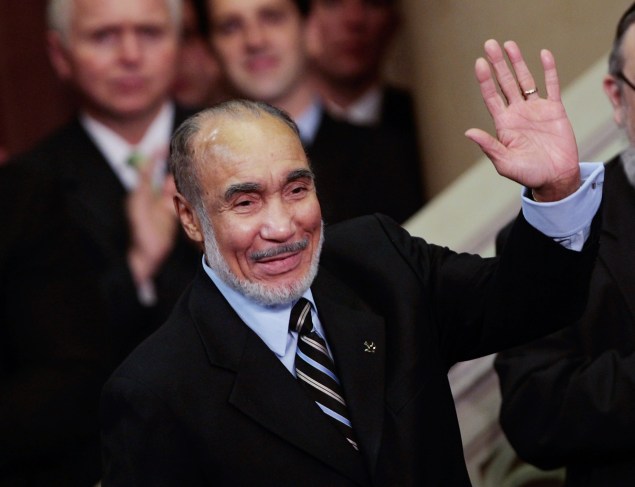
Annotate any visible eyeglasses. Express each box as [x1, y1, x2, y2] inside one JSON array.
[[618, 71, 635, 91]]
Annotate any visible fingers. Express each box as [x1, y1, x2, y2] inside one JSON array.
[[541, 48, 561, 101], [484, 39, 523, 104], [503, 40, 539, 101], [474, 57, 506, 119], [134, 156, 156, 192], [163, 174, 177, 197], [481, 39, 556, 105]]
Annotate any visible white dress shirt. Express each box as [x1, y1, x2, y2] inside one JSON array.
[[80, 102, 175, 191]]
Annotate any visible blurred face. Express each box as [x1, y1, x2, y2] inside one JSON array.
[[173, 0, 224, 108], [605, 25, 635, 145], [208, 0, 306, 104], [308, 0, 396, 84], [49, 0, 178, 122], [190, 114, 322, 305]]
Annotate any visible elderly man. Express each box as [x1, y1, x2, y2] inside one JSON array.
[[101, 40, 603, 486], [1, 0, 198, 484], [206, 0, 425, 223], [495, 3, 635, 484]]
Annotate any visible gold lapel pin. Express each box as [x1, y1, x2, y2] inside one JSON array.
[[363, 341, 376, 353]]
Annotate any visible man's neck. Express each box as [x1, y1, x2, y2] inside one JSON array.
[[312, 73, 380, 111], [81, 101, 169, 145], [270, 79, 315, 121]]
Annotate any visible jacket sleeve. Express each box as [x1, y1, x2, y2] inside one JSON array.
[[389, 212, 600, 365], [101, 376, 204, 486], [495, 262, 635, 470], [0, 163, 112, 473]]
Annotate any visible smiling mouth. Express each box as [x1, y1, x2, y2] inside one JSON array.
[[246, 55, 278, 72], [250, 239, 309, 263]]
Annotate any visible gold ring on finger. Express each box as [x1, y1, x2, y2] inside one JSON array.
[[523, 87, 538, 99]]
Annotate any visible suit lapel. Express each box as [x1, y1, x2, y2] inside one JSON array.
[[189, 269, 370, 486], [59, 109, 192, 260], [312, 270, 386, 477], [59, 121, 129, 257], [599, 158, 635, 321]]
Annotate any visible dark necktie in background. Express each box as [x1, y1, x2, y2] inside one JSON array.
[[290, 298, 359, 451]]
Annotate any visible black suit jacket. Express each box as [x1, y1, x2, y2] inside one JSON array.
[[495, 156, 635, 486], [0, 160, 111, 486], [102, 213, 598, 486], [11, 109, 199, 363], [1, 108, 199, 485], [306, 109, 424, 225]]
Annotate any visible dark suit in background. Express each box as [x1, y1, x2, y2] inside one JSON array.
[[0, 159, 110, 486], [307, 109, 424, 225], [102, 213, 598, 486], [0, 108, 199, 485], [10, 110, 199, 364], [495, 156, 635, 485]]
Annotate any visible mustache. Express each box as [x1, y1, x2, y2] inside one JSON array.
[[250, 238, 309, 262]]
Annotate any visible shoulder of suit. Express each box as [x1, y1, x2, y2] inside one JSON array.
[[13, 118, 91, 163], [323, 214, 411, 261]]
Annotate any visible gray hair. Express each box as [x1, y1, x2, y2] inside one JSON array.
[[168, 99, 301, 212], [47, 0, 183, 43]]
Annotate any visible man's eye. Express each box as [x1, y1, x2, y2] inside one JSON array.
[[216, 20, 241, 36], [92, 30, 117, 44], [288, 184, 309, 198], [139, 26, 164, 39]]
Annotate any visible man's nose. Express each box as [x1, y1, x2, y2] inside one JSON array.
[[119, 32, 143, 63], [260, 200, 295, 241], [244, 22, 267, 49]]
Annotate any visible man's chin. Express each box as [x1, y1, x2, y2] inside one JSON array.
[[234, 279, 309, 307]]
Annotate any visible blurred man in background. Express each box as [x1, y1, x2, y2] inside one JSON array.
[[207, 0, 424, 224], [495, 3, 635, 484], [0, 0, 199, 483], [172, 0, 229, 109]]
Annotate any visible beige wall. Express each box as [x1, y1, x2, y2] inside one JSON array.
[[388, 0, 632, 197]]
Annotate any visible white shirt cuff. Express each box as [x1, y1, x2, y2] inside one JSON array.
[[521, 162, 604, 251]]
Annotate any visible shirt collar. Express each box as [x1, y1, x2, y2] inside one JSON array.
[[80, 102, 175, 190], [326, 85, 383, 126], [201, 256, 317, 358], [294, 98, 323, 145]]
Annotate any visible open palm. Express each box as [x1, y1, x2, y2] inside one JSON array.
[[466, 40, 580, 202]]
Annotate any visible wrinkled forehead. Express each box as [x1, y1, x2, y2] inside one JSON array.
[[69, 0, 178, 27], [191, 111, 306, 172]]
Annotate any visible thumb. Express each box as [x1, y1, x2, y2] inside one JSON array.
[[465, 128, 507, 163]]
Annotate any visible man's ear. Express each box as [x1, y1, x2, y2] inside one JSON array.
[[47, 30, 73, 81], [604, 74, 626, 127], [174, 193, 204, 244]]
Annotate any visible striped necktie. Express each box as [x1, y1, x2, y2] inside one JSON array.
[[290, 298, 358, 451]]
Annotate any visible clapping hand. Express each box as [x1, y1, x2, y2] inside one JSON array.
[[126, 153, 179, 285], [466, 39, 580, 202]]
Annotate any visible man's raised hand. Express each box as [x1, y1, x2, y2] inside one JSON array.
[[465, 39, 580, 202]]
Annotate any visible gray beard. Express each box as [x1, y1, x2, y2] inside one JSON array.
[[200, 213, 323, 307]]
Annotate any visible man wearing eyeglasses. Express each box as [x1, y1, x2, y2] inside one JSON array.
[[494, 3, 635, 485]]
